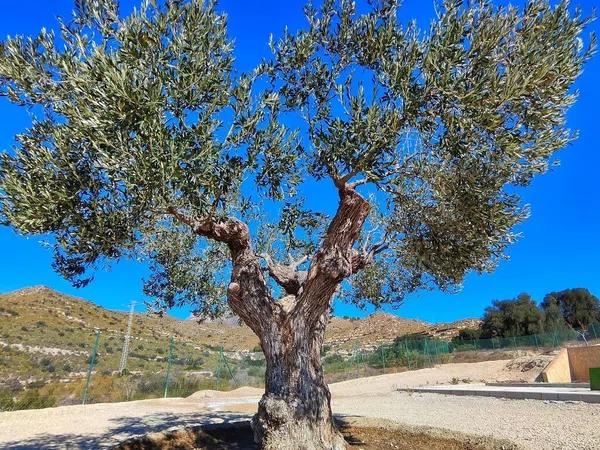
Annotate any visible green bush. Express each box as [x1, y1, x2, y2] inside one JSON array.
[[247, 366, 265, 378], [11, 390, 57, 410], [0, 390, 14, 411], [240, 356, 264, 368], [481, 293, 544, 338], [452, 328, 482, 343], [40, 358, 56, 373]]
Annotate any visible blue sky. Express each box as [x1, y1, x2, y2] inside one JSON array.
[[0, 0, 598, 323]]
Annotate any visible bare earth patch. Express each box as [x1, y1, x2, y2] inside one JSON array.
[[115, 419, 517, 450]]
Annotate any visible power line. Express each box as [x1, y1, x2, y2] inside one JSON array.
[[118, 301, 136, 374]]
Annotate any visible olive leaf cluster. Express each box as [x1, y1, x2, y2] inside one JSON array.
[[142, 223, 229, 318], [266, 0, 594, 304], [0, 0, 594, 315], [0, 0, 298, 301]]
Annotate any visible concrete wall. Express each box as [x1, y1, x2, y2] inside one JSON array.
[[567, 345, 600, 382], [542, 348, 571, 383]]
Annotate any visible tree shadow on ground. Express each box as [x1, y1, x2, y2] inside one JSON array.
[[334, 414, 367, 446], [2, 411, 252, 449]]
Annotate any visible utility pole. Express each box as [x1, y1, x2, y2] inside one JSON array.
[[118, 301, 135, 374]]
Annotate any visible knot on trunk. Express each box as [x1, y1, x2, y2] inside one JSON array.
[[277, 295, 297, 314], [227, 282, 241, 299], [320, 248, 353, 281], [257, 394, 296, 426]]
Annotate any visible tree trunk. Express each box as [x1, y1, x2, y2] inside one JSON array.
[[252, 311, 346, 450], [171, 186, 370, 449], [249, 186, 370, 449]]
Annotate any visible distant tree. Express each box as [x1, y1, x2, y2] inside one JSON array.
[[542, 288, 600, 330], [452, 328, 482, 343], [541, 295, 568, 331], [0, 0, 593, 448], [481, 294, 544, 338]]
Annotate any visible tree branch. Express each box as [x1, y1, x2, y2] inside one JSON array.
[[351, 240, 389, 273], [167, 206, 274, 334], [294, 183, 371, 324], [260, 253, 308, 296], [166, 206, 250, 251]]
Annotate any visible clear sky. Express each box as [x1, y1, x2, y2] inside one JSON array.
[[0, 0, 598, 323]]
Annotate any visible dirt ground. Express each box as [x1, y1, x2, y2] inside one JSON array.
[[114, 419, 517, 450], [1, 356, 598, 450]]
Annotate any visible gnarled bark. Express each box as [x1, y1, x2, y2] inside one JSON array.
[[169, 184, 371, 450], [250, 186, 370, 449], [167, 206, 274, 335], [252, 309, 346, 450], [296, 186, 371, 323], [260, 253, 308, 296]]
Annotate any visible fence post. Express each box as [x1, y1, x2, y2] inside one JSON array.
[[424, 339, 434, 366], [404, 340, 412, 370], [221, 345, 236, 386], [214, 356, 221, 390], [432, 340, 440, 364], [533, 334, 540, 350], [82, 330, 101, 405], [163, 336, 174, 398], [216, 346, 235, 389], [353, 343, 362, 377]]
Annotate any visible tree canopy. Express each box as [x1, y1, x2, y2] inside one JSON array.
[[541, 288, 600, 330], [480, 293, 545, 338], [0, 0, 594, 319]]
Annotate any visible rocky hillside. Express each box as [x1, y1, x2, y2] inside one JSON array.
[[0, 286, 478, 355], [0, 286, 483, 397], [326, 313, 429, 349]]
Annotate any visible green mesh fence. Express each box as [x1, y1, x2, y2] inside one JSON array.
[[1, 322, 599, 412], [451, 324, 600, 352]]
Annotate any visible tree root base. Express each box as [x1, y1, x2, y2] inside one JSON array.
[[252, 394, 347, 450]]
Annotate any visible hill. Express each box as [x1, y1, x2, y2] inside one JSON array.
[[0, 286, 478, 351], [0, 286, 480, 395]]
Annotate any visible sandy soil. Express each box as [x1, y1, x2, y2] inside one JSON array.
[[329, 357, 544, 397], [1, 358, 598, 449]]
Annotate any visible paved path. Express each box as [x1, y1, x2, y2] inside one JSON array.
[[0, 398, 251, 449], [401, 383, 600, 403]]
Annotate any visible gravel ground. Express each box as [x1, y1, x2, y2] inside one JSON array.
[[0, 398, 250, 449], [333, 392, 600, 450], [1, 358, 598, 449], [329, 358, 542, 397]]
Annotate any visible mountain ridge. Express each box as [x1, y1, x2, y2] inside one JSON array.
[[0, 286, 481, 352]]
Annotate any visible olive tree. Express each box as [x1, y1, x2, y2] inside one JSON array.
[[542, 288, 600, 330], [0, 1, 593, 448]]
